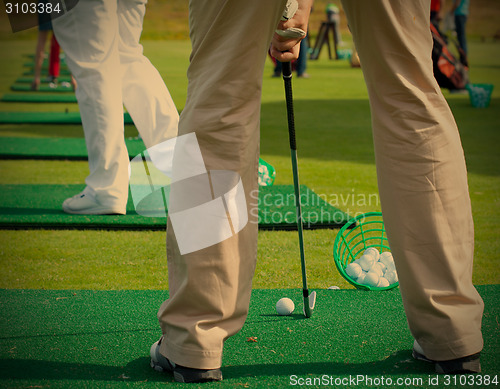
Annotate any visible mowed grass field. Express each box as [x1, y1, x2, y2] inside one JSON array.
[[0, 22, 499, 291]]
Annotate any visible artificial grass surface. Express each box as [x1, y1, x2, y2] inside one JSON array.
[[0, 184, 350, 230], [0, 137, 146, 159], [0, 112, 134, 124], [10, 84, 74, 92], [1, 93, 77, 103], [0, 7, 498, 385], [15, 76, 73, 84], [0, 32, 497, 388], [22, 69, 71, 76], [0, 39, 498, 287], [23, 60, 68, 68], [0, 286, 498, 388], [0, 228, 349, 290]]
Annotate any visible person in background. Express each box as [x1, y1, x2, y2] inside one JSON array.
[[451, 0, 470, 61], [430, 0, 444, 31], [31, 10, 60, 90], [51, 0, 179, 216]]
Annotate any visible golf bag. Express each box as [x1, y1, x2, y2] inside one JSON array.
[[430, 23, 468, 90]]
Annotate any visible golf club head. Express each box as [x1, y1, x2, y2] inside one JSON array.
[[303, 291, 316, 318], [276, 0, 306, 39], [275, 27, 306, 39]]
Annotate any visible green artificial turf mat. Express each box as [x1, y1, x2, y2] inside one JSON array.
[[10, 84, 74, 92], [1, 93, 77, 103], [0, 137, 145, 159], [23, 69, 71, 76], [23, 60, 67, 68], [0, 112, 133, 124], [15, 76, 73, 84], [0, 184, 350, 230], [0, 286, 498, 388]]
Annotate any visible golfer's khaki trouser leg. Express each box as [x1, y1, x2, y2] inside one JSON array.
[[157, 0, 286, 369], [341, 0, 484, 361]]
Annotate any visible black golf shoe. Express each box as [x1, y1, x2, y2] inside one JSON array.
[[412, 341, 481, 374], [150, 338, 223, 383]]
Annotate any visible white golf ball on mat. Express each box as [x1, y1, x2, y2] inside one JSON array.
[[276, 297, 295, 316]]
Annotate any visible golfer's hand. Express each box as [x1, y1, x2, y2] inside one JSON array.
[[271, 0, 312, 62]]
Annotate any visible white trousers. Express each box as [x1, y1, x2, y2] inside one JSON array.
[[52, 0, 179, 209]]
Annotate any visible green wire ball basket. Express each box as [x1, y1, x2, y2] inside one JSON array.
[[333, 212, 399, 291]]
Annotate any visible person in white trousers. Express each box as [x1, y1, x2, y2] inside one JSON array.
[[52, 0, 179, 215]]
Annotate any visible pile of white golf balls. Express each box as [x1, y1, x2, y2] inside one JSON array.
[[276, 297, 295, 315], [345, 247, 398, 288], [258, 164, 274, 186]]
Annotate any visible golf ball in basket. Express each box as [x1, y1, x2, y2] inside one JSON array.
[[358, 254, 375, 271], [343, 250, 399, 287], [380, 251, 394, 266], [364, 247, 380, 261], [370, 262, 384, 277], [276, 297, 295, 315], [385, 270, 398, 284], [364, 271, 380, 287], [356, 271, 366, 284], [377, 260, 387, 273], [346, 262, 363, 279], [377, 277, 390, 288]]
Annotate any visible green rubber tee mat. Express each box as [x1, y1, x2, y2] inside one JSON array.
[[10, 84, 74, 92], [1, 93, 77, 103], [15, 76, 73, 84], [23, 60, 68, 68], [0, 286, 497, 388], [0, 137, 144, 160], [0, 112, 133, 124], [0, 184, 350, 230], [23, 69, 71, 76]]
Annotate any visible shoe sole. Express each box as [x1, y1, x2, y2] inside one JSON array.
[[150, 342, 222, 383], [173, 367, 223, 383], [62, 206, 126, 215], [413, 349, 481, 374], [412, 349, 433, 364], [151, 357, 223, 383]]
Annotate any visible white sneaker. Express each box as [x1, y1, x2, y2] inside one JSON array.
[[62, 191, 126, 215]]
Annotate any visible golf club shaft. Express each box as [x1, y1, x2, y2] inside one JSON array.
[[282, 61, 312, 317]]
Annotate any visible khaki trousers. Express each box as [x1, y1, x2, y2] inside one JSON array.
[[342, 0, 484, 361], [52, 0, 179, 209], [157, 0, 286, 369]]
